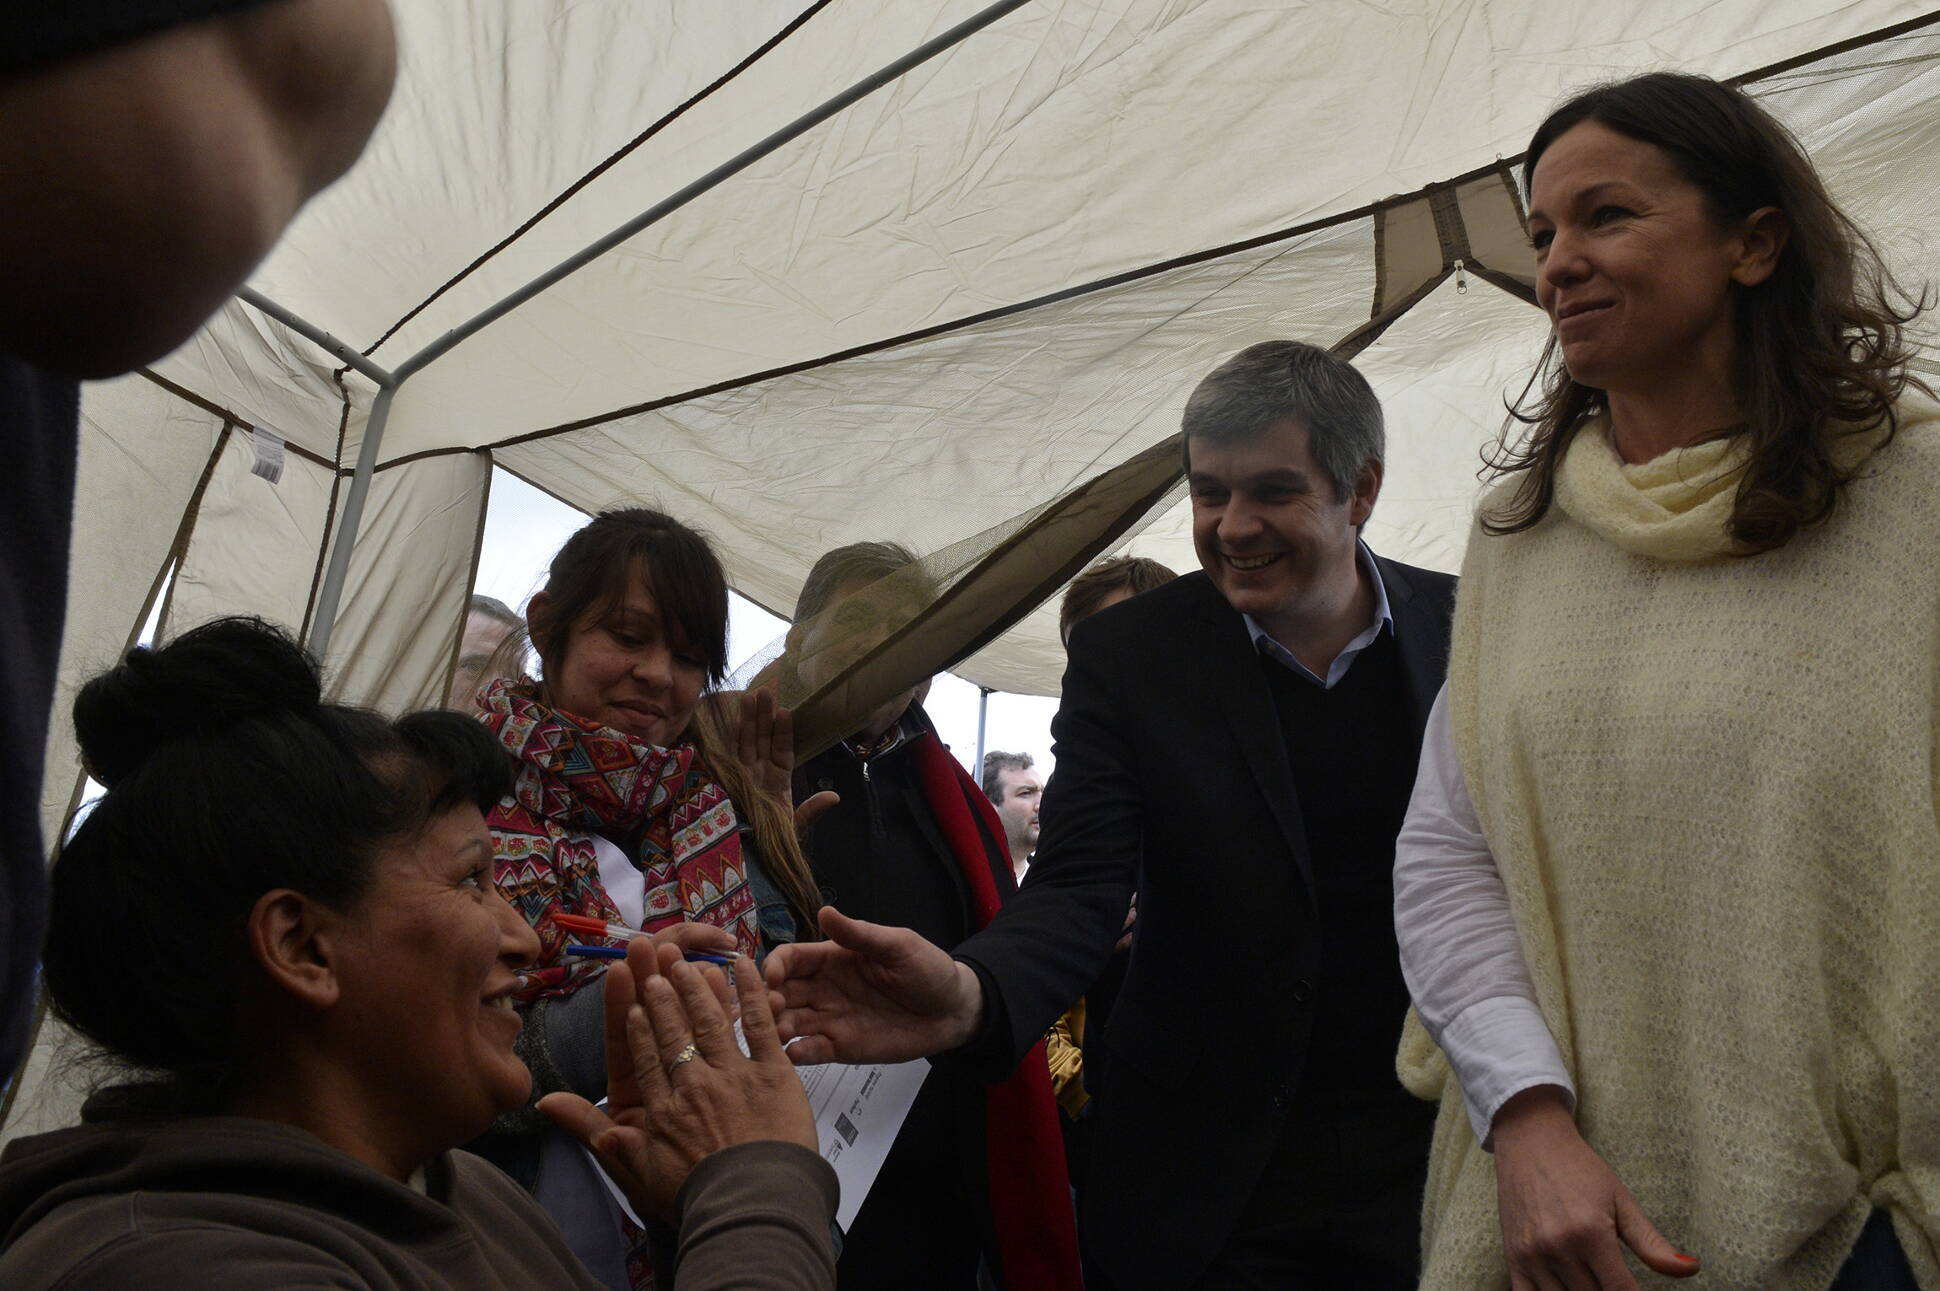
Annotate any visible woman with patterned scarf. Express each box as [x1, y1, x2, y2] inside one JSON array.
[[469, 507, 826, 1291]]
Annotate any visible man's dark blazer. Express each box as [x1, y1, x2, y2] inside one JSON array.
[[953, 555, 1456, 1289]]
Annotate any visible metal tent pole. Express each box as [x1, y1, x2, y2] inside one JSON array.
[[231, 286, 398, 656], [240, 0, 1031, 658], [973, 685, 992, 774], [235, 286, 396, 387], [306, 382, 396, 656]]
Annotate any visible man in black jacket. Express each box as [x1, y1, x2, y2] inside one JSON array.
[[768, 341, 1455, 1289]]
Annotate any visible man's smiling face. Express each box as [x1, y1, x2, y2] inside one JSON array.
[[1187, 416, 1372, 637]]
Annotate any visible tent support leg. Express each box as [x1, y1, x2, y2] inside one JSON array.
[[227, 286, 403, 660], [307, 381, 396, 658], [973, 685, 992, 775]]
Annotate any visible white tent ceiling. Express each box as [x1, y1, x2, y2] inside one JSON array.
[[40, 0, 1940, 855]]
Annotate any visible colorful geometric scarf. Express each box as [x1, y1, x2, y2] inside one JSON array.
[[478, 678, 758, 1003]]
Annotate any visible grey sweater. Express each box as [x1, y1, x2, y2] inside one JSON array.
[[0, 1114, 837, 1290]]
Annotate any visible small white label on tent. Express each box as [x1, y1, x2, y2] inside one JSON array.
[[249, 426, 285, 485]]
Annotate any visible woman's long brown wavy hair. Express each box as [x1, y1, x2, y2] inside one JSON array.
[[1484, 72, 1928, 553]]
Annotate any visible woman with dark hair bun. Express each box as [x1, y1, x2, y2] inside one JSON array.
[[1393, 73, 1937, 1290], [472, 507, 828, 1287], [0, 617, 837, 1290]]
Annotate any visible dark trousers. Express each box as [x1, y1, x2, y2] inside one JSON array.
[[834, 1074, 979, 1290], [1830, 1210, 1918, 1291], [1182, 1094, 1433, 1291]]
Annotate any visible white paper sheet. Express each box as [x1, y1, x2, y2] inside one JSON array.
[[793, 1049, 929, 1232]]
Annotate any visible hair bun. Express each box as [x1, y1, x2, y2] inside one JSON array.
[[75, 617, 322, 788]]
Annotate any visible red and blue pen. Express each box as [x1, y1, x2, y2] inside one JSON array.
[[553, 912, 737, 968]]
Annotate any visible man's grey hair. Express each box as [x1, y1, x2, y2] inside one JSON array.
[[980, 750, 1033, 805], [1180, 340, 1384, 502], [795, 540, 931, 623], [468, 593, 520, 627]]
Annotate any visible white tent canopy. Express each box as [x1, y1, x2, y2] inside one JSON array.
[[22, 6, 1940, 1125]]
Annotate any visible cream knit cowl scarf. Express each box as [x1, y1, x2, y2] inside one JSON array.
[[1401, 402, 1940, 1291]]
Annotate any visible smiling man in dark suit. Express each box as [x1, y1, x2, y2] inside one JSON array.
[[766, 340, 1455, 1290]]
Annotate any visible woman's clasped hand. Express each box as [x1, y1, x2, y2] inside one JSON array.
[[540, 938, 817, 1221], [1490, 1087, 1696, 1291]]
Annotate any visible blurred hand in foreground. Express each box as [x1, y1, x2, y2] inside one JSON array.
[[734, 686, 794, 804], [540, 938, 815, 1220], [762, 906, 985, 1066], [649, 919, 737, 958], [730, 687, 839, 834]]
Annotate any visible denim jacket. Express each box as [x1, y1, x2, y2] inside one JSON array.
[[741, 825, 798, 964]]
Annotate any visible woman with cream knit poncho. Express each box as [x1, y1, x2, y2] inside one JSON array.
[[1395, 72, 1938, 1291]]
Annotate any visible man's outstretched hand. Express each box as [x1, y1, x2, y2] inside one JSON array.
[[762, 906, 986, 1065]]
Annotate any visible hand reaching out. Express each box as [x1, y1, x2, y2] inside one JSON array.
[[1492, 1086, 1698, 1291], [538, 937, 815, 1220], [762, 906, 986, 1066]]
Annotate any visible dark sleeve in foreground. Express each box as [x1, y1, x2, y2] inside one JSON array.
[[0, 0, 284, 1080], [7, 1, 273, 74], [2, 1227, 367, 1290], [948, 613, 1143, 1077], [663, 1142, 840, 1291], [515, 980, 609, 1100]]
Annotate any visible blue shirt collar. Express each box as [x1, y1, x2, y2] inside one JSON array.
[[1241, 540, 1391, 688]]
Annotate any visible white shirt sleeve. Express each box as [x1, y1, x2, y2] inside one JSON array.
[[1395, 682, 1576, 1147]]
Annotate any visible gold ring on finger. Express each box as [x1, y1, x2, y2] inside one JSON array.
[[668, 1043, 702, 1072]]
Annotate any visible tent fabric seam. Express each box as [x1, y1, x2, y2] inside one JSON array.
[[465, 162, 1521, 455], [134, 370, 335, 469], [1429, 184, 1472, 264], [154, 422, 237, 641], [359, 0, 839, 359], [1372, 204, 1392, 323], [1720, 7, 1940, 84], [433, 463, 497, 703]]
